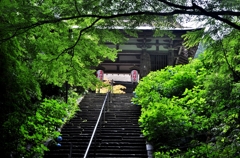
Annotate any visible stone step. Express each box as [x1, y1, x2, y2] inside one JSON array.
[[61, 127, 142, 131], [61, 135, 144, 140], [64, 121, 140, 126], [44, 93, 147, 158], [62, 132, 143, 138]]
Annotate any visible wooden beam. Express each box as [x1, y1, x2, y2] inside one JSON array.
[[102, 70, 134, 73], [105, 40, 183, 46], [119, 50, 170, 53], [168, 40, 174, 66], [118, 52, 140, 55], [178, 46, 183, 55], [100, 62, 140, 66]]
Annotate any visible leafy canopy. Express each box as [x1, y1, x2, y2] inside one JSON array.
[[1, 0, 240, 157]]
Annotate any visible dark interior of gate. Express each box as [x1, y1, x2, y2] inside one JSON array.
[[96, 28, 198, 93]]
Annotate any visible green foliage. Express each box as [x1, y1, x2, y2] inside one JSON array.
[[154, 30, 176, 39], [0, 1, 124, 156], [139, 97, 191, 148], [134, 28, 240, 157], [17, 99, 67, 157], [133, 60, 203, 149], [0, 34, 43, 157], [3, 90, 80, 158], [28, 20, 120, 89], [132, 59, 202, 108], [155, 149, 181, 158], [1, 0, 240, 157], [66, 89, 81, 120]]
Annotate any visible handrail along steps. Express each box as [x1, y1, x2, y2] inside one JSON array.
[[83, 80, 113, 158]]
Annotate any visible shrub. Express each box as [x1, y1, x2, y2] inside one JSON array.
[[3, 90, 80, 158], [133, 60, 203, 150]]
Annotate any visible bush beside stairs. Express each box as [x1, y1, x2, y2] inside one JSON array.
[[44, 93, 148, 158]]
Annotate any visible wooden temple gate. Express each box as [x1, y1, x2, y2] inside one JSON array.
[[96, 28, 198, 92]]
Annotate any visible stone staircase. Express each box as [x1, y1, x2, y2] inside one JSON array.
[[44, 93, 147, 158]]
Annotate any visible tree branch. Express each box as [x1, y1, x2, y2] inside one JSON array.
[[219, 38, 240, 82], [54, 18, 101, 61], [1, 9, 240, 43], [157, 0, 194, 10], [74, 0, 81, 15], [192, 3, 240, 31], [7, 10, 240, 29], [157, 0, 240, 30]]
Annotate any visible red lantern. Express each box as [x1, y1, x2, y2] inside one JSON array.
[[131, 70, 138, 83], [97, 70, 104, 81]]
